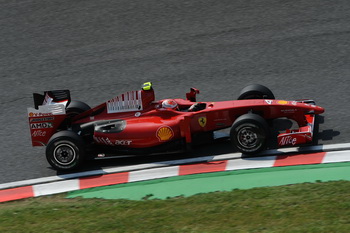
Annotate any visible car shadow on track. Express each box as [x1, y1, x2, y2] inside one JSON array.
[[54, 139, 236, 176], [314, 115, 340, 142]]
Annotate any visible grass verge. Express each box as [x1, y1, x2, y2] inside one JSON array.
[[1, 181, 350, 232]]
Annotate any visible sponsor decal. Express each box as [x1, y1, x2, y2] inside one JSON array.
[[115, 140, 132, 146], [279, 135, 297, 146], [281, 109, 297, 113], [93, 136, 132, 146], [94, 136, 113, 146], [106, 90, 143, 114], [291, 101, 297, 106], [156, 126, 174, 142], [31, 130, 47, 137], [30, 122, 53, 129], [30, 117, 54, 123], [28, 112, 53, 117], [277, 100, 288, 105], [198, 117, 207, 127], [265, 100, 273, 105], [214, 118, 227, 122]]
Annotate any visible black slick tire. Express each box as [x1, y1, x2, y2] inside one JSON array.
[[237, 84, 275, 100], [66, 100, 91, 118], [46, 130, 85, 171], [230, 114, 269, 155]]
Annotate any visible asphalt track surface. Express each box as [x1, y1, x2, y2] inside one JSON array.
[[1, 0, 350, 184]]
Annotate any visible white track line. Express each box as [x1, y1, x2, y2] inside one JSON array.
[[1, 142, 350, 190]]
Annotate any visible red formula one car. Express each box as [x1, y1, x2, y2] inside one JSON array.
[[28, 82, 324, 171]]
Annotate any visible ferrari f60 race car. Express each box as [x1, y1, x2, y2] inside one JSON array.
[[28, 82, 324, 171]]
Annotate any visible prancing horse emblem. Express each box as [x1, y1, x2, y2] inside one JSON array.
[[198, 117, 207, 127]]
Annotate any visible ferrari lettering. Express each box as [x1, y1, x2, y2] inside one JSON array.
[[281, 109, 297, 113], [31, 122, 53, 129], [279, 136, 297, 146]]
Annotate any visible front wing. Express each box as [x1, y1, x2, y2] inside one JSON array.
[[277, 114, 316, 147]]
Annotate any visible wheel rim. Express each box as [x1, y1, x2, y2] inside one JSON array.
[[237, 127, 260, 149], [53, 143, 77, 166]]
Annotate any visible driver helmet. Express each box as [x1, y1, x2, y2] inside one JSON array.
[[162, 99, 178, 110]]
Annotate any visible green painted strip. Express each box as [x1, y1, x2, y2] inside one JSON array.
[[67, 162, 350, 200]]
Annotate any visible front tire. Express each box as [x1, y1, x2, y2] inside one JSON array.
[[237, 84, 275, 100], [230, 114, 269, 155], [46, 131, 85, 171]]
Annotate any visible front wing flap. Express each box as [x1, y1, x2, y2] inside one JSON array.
[[277, 114, 315, 147]]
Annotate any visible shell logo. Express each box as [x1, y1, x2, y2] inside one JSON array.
[[156, 126, 174, 142], [278, 100, 289, 105]]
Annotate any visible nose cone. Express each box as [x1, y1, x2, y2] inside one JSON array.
[[295, 101, 324, 114], [316, 106, 325, 114], [308, 104, 325, 114]]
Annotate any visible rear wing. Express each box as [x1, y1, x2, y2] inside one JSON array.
[[33, 90, 71, 109], [28, 90, 70, 146]]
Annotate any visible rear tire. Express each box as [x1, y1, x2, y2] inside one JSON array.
[[61, 100, 91, 128], [230, 114, 269, 155], [46, 131, 86, 171], [238, 84, 275, 100], [66, 100, 91, 118]]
